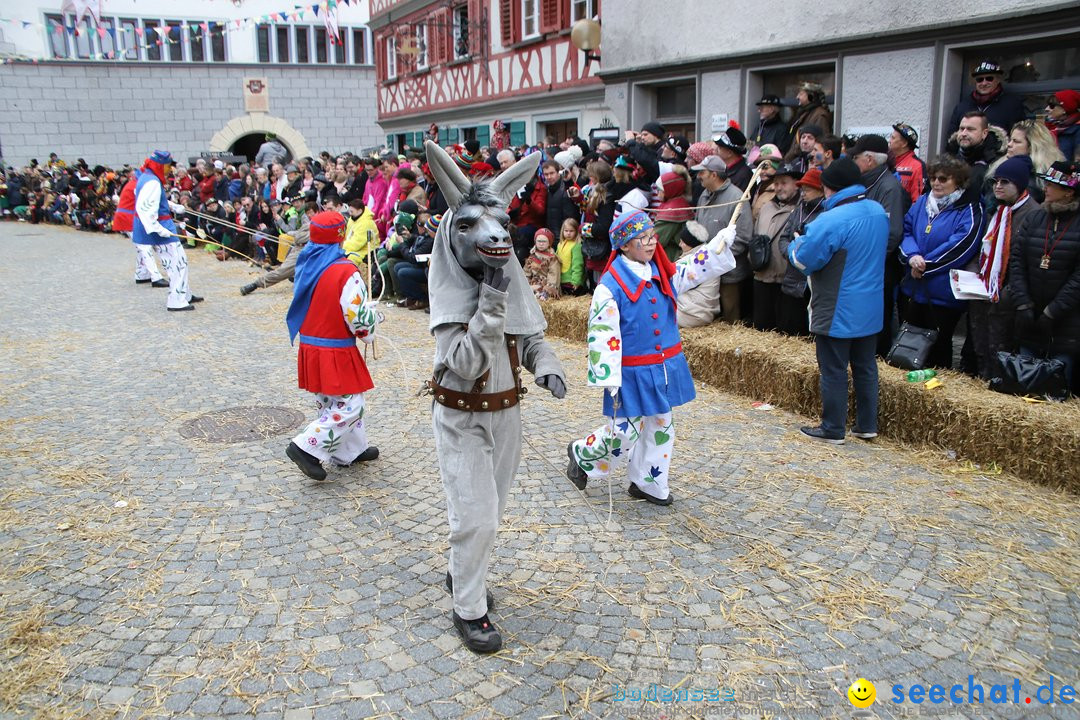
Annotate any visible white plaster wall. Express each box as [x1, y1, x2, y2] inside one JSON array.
[[699, 70, 743, 135], [841, 47, 938, 157], [0, 64, 381, 166], [602, 0, 1057, 74]]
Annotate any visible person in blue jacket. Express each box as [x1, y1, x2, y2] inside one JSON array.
[[787, 158, 889, 444], [898, 156, 985, 369]]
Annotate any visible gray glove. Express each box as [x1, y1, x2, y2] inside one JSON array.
[[536, 374, 566, 399], [482, 265, 510, 293]]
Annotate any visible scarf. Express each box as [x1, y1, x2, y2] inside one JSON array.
[[285, 243, 346, 345], [926, 189, 963, 220], [602, 248, 678, 302], [1046, 112, 1080, 137], [979, 192, 1029, 301], [971, 84, 1003, 107]]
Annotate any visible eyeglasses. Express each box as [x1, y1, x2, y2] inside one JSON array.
[[974, 76, 996, 83], [930, 175, 953, 183]]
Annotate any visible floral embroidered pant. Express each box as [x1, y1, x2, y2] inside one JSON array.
[[132, 235, 164, 282], [148, 241, 192, 309], [292, 393, 369, 465], [572, 412, 675, 500]]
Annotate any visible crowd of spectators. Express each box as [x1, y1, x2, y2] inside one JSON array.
[[3, 60, 1078, 387]]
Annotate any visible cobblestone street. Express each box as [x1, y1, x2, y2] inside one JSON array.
[[1, 224, 1078, 720]]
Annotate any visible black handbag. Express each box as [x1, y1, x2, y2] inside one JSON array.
[[748, 234, 773, 271], [885, 322, 938, 370], [988, 351, 1070, 402]]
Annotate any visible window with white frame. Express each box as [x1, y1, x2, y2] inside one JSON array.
[[452, 5, 470, 58], [521, 0, 539, 40], [570, 0, 596, 22], [43, 13, 228, 62], [415, 22, 428, 69], [386, 35, 397, 78], [255, 23, 370, 65]]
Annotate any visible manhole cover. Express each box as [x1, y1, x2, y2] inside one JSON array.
[[178, 406, 305, 443]]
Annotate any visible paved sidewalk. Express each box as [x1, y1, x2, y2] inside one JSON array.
[[0, 224, 1077, 720]]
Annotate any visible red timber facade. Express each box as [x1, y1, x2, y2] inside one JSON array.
[[368, 0, 612, 151]]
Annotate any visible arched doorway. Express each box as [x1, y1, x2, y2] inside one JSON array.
[[230, 133, 273, 163], [209, 114, 311, 163]]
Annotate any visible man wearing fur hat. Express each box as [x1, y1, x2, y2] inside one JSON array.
[[565, 210, 736, 505], [284, 210, 380, 481], [785, 82, 833, 157]]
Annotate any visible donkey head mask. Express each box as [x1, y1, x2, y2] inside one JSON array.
[[424, 140, 541, 277]]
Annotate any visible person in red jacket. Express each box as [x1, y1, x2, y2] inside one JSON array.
[[284, 211, 381, 481], [507, 163, 547, 264], [112, 169, 168, 287]]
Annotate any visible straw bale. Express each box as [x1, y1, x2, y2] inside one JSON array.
[[540, 298, 1080, 491]]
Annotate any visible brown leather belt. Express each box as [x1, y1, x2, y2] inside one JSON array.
[[426, 335, 526, 412]]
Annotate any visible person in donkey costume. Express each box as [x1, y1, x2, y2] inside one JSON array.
[[565, 210, 738, 506], [423, 140, 567, 654]]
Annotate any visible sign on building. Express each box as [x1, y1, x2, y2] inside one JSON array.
[[244, 77, 270, 113]]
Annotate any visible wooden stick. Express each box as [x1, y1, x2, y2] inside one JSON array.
[[727, 162, 766, 230]]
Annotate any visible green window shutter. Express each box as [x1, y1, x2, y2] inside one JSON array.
[[476, 124, 490, 147], [509, 121, 526, 146], [386, 135, 394, 151], [438, 128, 451, 145]]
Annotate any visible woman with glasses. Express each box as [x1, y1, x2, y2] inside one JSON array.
[[947, 61, 1027, 138], [1045, 90, 1080, 165], [898, 156, 985, 369]]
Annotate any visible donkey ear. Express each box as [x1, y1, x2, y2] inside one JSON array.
[[489, 152, 542, 208], [424, 140, 470, 211]]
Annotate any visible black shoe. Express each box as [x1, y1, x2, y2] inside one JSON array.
[[189, 295, 204, 303], [445, 572, 495, 611], [452, 612, 502, 654], [135, 278, 151, 284], [240, 282, 258, 296], [167, 305, 195, 312], [627, 482, 673, 506], [286, 441, 327, 481], [334, 446, 379, 467], [850, 429, 878, 440], [566, 442, 587, 490], [151, 279, 170, 288], [799, 425, 845, 445]]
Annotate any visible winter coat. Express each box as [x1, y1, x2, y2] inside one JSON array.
[[556, 237, 585, 288], [784, 103, 833, 161], [947, 89, 1027, 138], [1053, 123, 1080, 164], [1008, 201, 1080, 354], [624, 139, 661, 185], [862, 163, 907, 253], [545, 180, 578, 237], [898, 194, 984, 309], [696, 181, 753, 284], [752, 196, 798, 284], [343, 208, 379, 266], [787, 185, 889, 338], [509, 178, 547, 229], [752, 115, 791, 155], [676, 244, 721, 328], [894, 150, 927, 206], [724, 157, 752, 192], [524, 250, 561, 299], [778, 196, 826, 298]]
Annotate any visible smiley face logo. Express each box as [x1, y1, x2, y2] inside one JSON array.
[[847, 678, 876, 709]]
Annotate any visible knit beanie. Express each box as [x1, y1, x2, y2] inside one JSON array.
[[993, 155, 1033, 191], [820, 158, 862, 191], [659, 171, 686, 199]]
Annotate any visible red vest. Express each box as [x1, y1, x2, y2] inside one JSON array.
[[112, 178, 137, 233], [297, 260, 374, 396]]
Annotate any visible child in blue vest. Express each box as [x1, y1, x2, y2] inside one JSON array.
[[566, 210, 737, 505]]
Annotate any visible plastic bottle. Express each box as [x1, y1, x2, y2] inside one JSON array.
[[905, 369, 937, 382]]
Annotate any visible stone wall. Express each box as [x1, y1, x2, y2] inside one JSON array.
[[0, 62, 380, 167]]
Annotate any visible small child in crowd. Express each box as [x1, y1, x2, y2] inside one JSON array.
[[557, 217, 585, 296], [524, 228, 561, 301]]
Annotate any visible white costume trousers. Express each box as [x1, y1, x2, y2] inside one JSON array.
[[152, 241, 192, 309], [292, 393, 369, 465], [132, 234, 164, 282], [572, 412, 675, 500]]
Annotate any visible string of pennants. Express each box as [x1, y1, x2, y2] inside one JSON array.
[[0, 0, 355, 63]]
